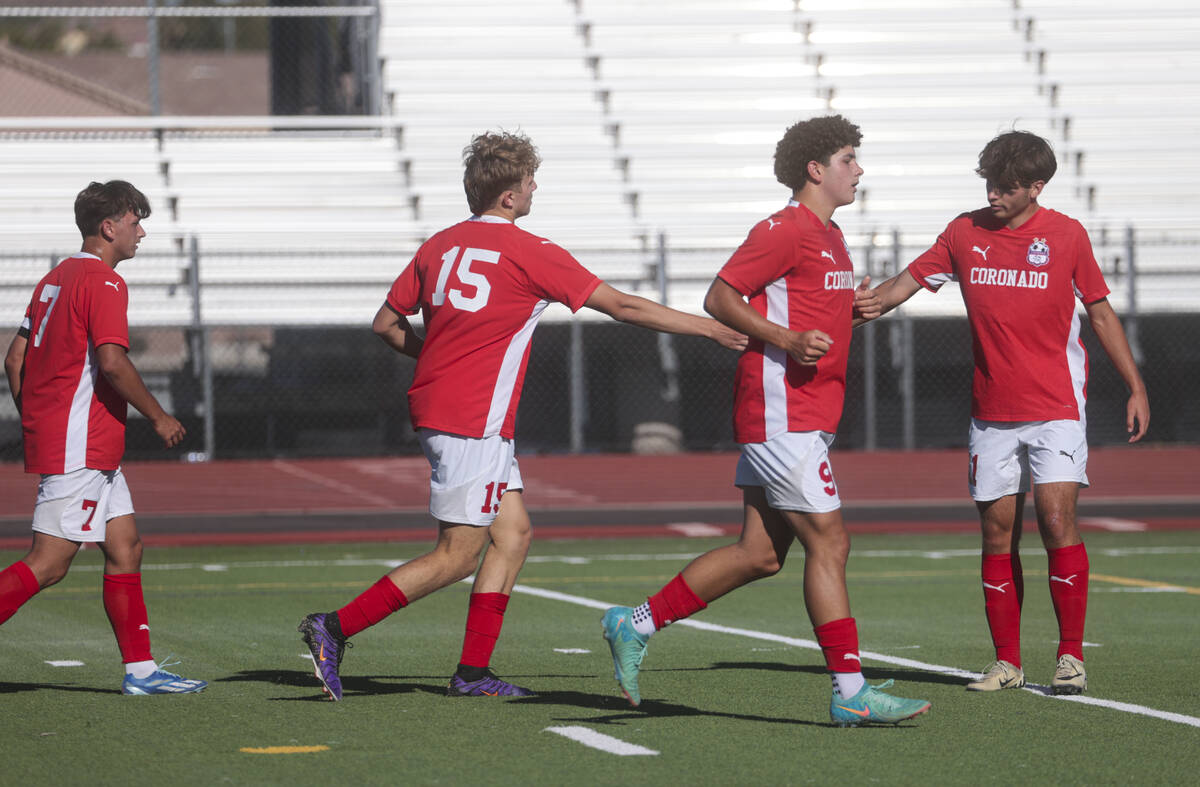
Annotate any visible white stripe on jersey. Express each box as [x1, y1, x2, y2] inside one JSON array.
[[1065, 308, 1088, 424], [64, 343, 97, 472], [924, 271, 957, 289], [763, 278, 789, 439], [485, 299, 549, 436]]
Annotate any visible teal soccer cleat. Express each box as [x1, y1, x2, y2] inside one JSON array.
[[601, 606, 649, 707], [829, 679, 930, 727]]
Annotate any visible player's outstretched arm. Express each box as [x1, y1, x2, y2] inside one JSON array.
[[4, 332, 26, 413], [584, 282, 747, 351], [852, 269, 923, 327], [372, 303, 423, 359], [704, 277, 830, 365], [1085, 298, 1150, 442], [95, 342, 186, 448]]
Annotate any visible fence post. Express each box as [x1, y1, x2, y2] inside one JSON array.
[[893, 229, 915, 450], [1125, 224, 1143, 364], [365, 0, 382, 115], [188, 236, 215, 460], [569, 319, 585, 454], [656, 231, 680, 403], [862, 238, 876, 451]]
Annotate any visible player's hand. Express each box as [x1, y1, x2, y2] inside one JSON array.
[[709, 321, 748, 351], [852, 276, 881, 321], [1126, 389, 1149, 443], [785, 329, 832, 365], [152, 414, 187, 448]]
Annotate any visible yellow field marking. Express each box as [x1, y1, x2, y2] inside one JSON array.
[[1092, 573, 1200, 595], [240, 745, 329, 755]]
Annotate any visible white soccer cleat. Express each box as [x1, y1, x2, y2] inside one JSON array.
[[1051, 654, 1087, 695], [966, 660, 1025, 692]]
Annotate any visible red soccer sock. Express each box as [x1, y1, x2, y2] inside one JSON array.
[[814, 617, 862, 673], [1048, 543, 1089, 660], [982, 553, 1022, 668], [647, 573, 707, 630], [337, 576, 409, 638], [103, 573, 153, 663], [0, 561, 40, 626], [459, 592, 509, 669]]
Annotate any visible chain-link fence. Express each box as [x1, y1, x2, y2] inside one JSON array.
[[0, 2, 380, 116], [1, 230, 1196, 464]]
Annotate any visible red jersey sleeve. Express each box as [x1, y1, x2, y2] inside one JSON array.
[[718, 218, 796, 296], [385, 254, 424, 316], [518, 236, 601, 312], [86, 271, 130, 349], [908, 220, 960, 292]]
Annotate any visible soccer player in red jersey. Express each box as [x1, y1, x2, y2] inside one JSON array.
[[865, 130, 1149, 694], [1, 181, 206, 694], [601, 116, 931, 726], [297, 131, 746, 701]]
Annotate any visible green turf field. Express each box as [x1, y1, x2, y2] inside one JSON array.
[[1, 530, 1197, 785]]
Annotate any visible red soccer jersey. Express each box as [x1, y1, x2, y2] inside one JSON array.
[[908, 207, 1110, 422], [18, 254, 130, 474], [718, 202, 856, 444], [386, 216, 602, 439]]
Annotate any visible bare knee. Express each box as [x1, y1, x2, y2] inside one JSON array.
[[739, 542, 786, 580], [24, 556, 73, 589]]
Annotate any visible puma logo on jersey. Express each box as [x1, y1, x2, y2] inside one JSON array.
[[971, 245, 990, 261], [104, 281, 120, 292], [820, 250, 835, 262], [982, 581, 1010, 593], [1059, 449, 1076, 461], [767, 218, 781, 230], [1050, 574, 1078, 586]]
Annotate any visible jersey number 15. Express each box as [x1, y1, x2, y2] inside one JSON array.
[[431, 246, 500, 312]]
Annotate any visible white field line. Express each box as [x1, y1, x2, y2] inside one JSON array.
[[544, 726, 658, 756], [513, 583, 1200, 729]]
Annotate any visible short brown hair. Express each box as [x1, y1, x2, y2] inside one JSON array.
[[976, 131, 1057, 190], [774, 115, 862, 191], [75, 180, 151, 238], [462, 131, 542, 215]]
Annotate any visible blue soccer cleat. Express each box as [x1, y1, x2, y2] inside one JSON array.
[[829, 679, 931, 727], [601, 606, 649, 707], [122, 658, 207, 695], [298, 612, 349, 701]]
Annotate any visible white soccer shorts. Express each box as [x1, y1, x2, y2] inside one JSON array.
[[31, 467, 135, 543], [735, 431, 842, 513], [967, 418, 1089, 501], [418, 429, 524, 527]]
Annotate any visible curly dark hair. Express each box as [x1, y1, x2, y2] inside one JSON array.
[[774, 115, 862, 191], [976, 130, 1057, 190], [74, 180, 151, 238], [462, 130, 542, 215]]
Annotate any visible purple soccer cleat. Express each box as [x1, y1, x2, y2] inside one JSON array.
[[298, 612, 349, 701], [446, 669, 535, 697]]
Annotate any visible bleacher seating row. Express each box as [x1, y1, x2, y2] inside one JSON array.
[[0, 0, 1197, 323]]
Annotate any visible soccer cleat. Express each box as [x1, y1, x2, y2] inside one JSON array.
[[446, 669, 534, 697], [1052, 654, 1087, 695], [829, 680, 931, 727], [298, 612, 349, 701], [601, 606, 649, 707], [122, 658, 207, 695], [966, 659, 1026, 692]]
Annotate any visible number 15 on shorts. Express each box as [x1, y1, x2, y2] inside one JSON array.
[[481, 482, 508, 514]]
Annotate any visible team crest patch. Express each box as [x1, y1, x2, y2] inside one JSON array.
[[1026, 238, 1050, 267]]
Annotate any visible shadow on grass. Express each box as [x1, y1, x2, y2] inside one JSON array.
[[218, 668, 453, 701], [0, 681, 115, 695]]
